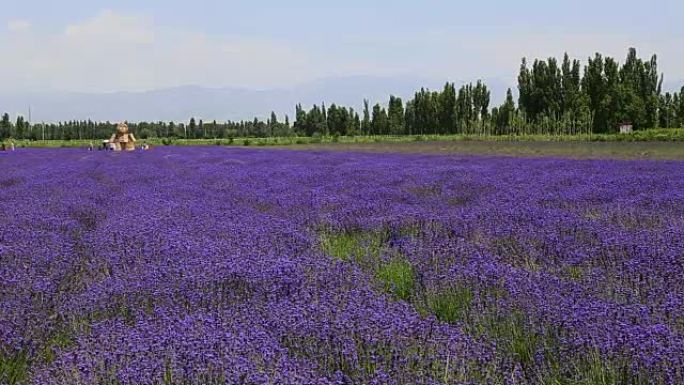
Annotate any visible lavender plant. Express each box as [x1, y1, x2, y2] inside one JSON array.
[[0, 148, 682, 384]]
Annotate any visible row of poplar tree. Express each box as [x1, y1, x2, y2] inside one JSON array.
[[1, 48, 683, 141]]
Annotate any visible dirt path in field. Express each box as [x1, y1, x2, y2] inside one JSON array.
[[271, 140, 684, 160]]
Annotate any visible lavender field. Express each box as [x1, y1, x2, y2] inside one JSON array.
[[1, 147, 683, 385]]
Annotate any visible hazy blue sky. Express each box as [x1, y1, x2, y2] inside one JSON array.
[[2, 0, 682, 92]]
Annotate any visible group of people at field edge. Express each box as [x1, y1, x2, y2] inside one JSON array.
[[2, 122, 153, 152], [90, 140, 151, 151], [90, 121, 150, 152], [0, 140, 16, 151]]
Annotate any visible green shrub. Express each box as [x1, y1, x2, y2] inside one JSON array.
[[376, 259, 414, 301], [320, 230, 385, 264], [310, 133, 323, 143], [0, 350, 29, 385], [426, 286, 474, 323]]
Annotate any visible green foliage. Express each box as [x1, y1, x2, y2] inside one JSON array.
[[541, 349, 653, 385], [0, 351, 29, 385], [501, 314, 541, 368], [320, 229, 415, 301], [39, 327, 77, 365], [325, 104, 359, 136], [319, 230, 385, 264], [316, 223, 661, 384], [564, 265, 585, 281], [11, 128, 684, 153], [426, 286, 474, 323], [387, 95, 405, 134], [371, 103, 389, 135], [0, 113, 11, 140], [493, 88, 516, 134], [310, 132, 323, 143], [0, 50, 681, 142], [376, 259, 415, 301]]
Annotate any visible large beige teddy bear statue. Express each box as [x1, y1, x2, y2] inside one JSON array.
[[110, 122, 137, 151]]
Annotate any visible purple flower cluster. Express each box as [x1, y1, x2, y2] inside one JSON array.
[[0, 147, 682, 384]]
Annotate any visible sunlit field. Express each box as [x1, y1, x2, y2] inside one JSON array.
[[1, 147, 683, 384]]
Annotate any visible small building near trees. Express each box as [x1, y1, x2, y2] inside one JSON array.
[[619, 123, 633, 134]]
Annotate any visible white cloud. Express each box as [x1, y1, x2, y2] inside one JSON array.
[[7, 20, 31, 33], [0, 10, 682, 94], [0, 10, 315, 92], [64, 10, 154, 45]]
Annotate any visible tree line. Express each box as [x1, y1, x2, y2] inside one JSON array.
[[1, 48, 683, 141]]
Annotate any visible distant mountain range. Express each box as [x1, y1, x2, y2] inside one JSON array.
[[0, 76, 513, 123]]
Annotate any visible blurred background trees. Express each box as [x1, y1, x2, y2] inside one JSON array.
[[1, 48, 682, 141]]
